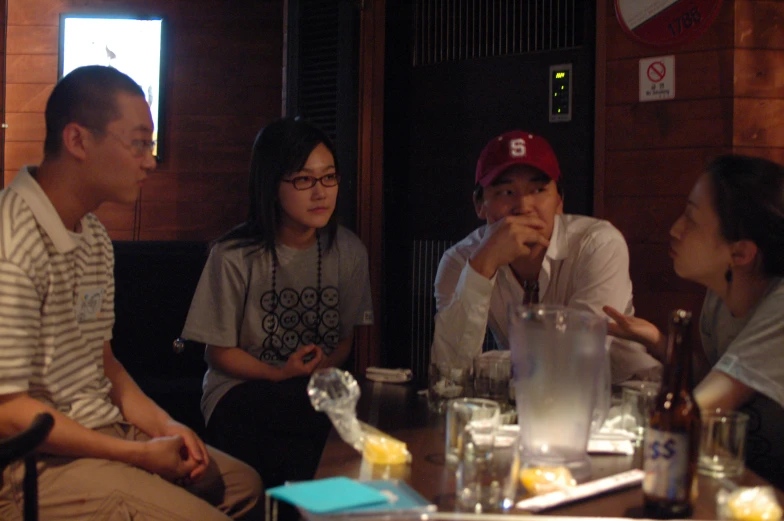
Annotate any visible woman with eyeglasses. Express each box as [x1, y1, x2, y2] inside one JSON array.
[[604, 154, 784, 487], [180, 117, 373, 502]]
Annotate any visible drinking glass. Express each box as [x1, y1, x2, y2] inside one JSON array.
[[473, 353, 512, 406], [445, 398, 500, 467], [698, 409, 749, 478], [428, 363, 470, 414]]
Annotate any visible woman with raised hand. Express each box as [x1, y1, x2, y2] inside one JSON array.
[[603, 154, 784, 487], [181, 117, 373, 495]]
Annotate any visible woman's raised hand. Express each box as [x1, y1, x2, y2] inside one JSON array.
[[602, 306, 667, 362], [280, 344, 324, 379]]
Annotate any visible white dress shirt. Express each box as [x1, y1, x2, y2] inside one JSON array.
[[431, 213, 661, 384]]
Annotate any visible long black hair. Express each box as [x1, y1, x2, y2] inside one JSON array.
[[216, 117, 339, 262], [706, 154, 784, 277]]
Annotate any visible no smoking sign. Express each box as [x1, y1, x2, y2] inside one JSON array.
[[639, 55, 675, 102]]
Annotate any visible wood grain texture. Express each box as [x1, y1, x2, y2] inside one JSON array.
[[734, 49, 784, 98], [5, 113, 46, 142], [141, 172, 248, 203], [628, 243, 705, 295], [94, 202, 136, 231], [4, 142, 43, 172], [605, 196, 684, 244], [732, 147, 784, 164], [5, 83, 54, 112], [6, 25, 58, 54], [605, 148, 726, 197], [735, 0, 784, 50], [5, 55, 58, 83], [733, 99, 784, 148], [138, 201, 245, 241], [606, 99, 733, 151]]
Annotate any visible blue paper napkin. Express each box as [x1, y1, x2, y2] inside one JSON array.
[[266, 477, 390, 514]]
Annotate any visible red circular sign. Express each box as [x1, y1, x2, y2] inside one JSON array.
[[615, 0, 723, 49], [647, 62, 666, 82]]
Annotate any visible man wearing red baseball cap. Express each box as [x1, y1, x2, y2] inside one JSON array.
[[430, 131, 661, 384]]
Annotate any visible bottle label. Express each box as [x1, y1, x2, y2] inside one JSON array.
[[642, 428, 690, 500]]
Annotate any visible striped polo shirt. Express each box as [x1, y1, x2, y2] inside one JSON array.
[[0, 167, 122, 428]]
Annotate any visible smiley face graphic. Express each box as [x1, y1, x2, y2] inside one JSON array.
[[279, 289, 299, 309], [262, 314, 279, 334], [301, 287, 319, 309], [282, 330, 300, 349], [302, 310, 320, 329], [280, 309, 300, 329], [321, 287, 339, 308], [261, 291, 278, 312], [322, 309, 339, 329]]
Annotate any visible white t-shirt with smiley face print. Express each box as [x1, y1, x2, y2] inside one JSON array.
[[182, 225, 373, 424]]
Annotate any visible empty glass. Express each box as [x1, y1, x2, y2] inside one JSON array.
[[508, 305, 609, 481], [428, 363, 470, 414], [473, 352, 512, 406], [699, 409, 749, 478]]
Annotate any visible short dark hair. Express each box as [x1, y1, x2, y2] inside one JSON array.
[[44, 65, 145, 158], [216, 117, 339, 261], [706, 154, 784, 277]]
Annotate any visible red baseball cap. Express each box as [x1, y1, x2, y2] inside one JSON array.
[[475, 131, 561, 187]]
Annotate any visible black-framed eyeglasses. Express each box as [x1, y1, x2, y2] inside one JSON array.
[[87, 127, 156, 158], [281, 173, 341, 191]]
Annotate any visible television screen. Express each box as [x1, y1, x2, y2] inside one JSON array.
[[59, 15, 165, 161]]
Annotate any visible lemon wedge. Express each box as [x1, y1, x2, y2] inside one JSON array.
[[727, 487, 783, 521], [520, 466, 576, 495], [362, 433, 411, 465]]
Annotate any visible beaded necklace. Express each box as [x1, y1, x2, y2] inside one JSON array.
[[271, 231, 322, 317]]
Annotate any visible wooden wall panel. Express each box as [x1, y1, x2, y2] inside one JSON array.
[[733, 49, 784, 98], [733, 99, 784, 147], [5, 55, 58, 83], [4, 142, 43, 173], [5, 84, 53, 112], [5, 25, 58, 54], [605, 99, 733, 150], [94, 202, 136, 232], [4, 0, 284, 241], [5, 113, 45, 142], [604, 197, 683, 245], [735, 1, 784, 49], [605, 148, 724, 197], [628, 244, 704, 296], [138, 202, 245, 241], [142, 172, 247, 203], [733, 147, 784, 165]]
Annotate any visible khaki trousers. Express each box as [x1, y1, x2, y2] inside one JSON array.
[[0, 422, 263, 521]]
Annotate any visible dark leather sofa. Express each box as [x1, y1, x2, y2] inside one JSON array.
[[111, 241, 210, 435]]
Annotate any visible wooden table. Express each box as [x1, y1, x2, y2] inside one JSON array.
[[315, 380, 784, 519]]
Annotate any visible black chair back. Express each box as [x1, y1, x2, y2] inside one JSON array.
[[0, 413, 55, 521]]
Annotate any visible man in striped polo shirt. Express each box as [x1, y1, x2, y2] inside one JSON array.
[[0, 66, 262, 520]]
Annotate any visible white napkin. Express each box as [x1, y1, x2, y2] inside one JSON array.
[[587, 404, 637, 455], [365, 367, 413, 384]]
